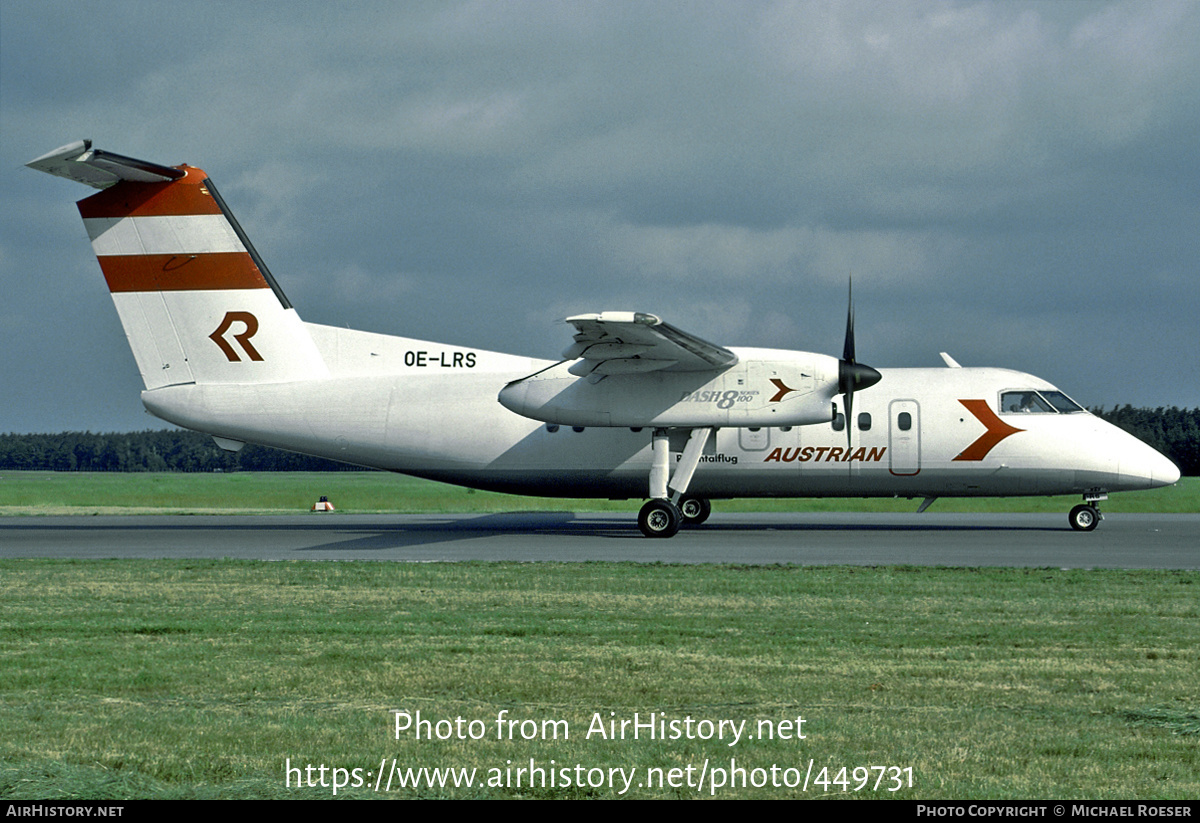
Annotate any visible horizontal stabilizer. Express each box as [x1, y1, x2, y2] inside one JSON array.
[[26, 140, 186, 189]]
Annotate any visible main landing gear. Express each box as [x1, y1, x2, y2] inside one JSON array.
[[1068, 491, 1107, 532], [637, 494, 713, 538], [638, 498, 683, 538], [637, 427, 714, 538], [678, 495, 712, 525]]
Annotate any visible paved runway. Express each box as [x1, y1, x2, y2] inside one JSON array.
[[2, 512, 1197, 568]]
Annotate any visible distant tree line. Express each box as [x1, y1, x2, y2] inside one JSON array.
[[1, 406, 1197, 475], [0, 430, 356, 472]]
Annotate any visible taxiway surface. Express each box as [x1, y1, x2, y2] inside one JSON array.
[[2, 512, 1197, 568]]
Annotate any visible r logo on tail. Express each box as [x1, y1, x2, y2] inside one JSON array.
[[209, 311, 263, 362]]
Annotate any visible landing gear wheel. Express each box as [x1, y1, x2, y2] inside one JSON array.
[[678, 496, 712, 526], [1069, 504, 1100, 532], [639, 499, 682, 538]]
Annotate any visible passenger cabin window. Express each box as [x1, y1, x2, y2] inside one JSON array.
[[897, 412, 912, 431], [857, 412, 871, 431], [1001, 390, 1086, 414], [832, 413, 845, 432]]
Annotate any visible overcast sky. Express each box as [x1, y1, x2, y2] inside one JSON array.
[[3, 0, 1198, 434]]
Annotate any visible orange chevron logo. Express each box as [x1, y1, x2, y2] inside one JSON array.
[[768, 378, 795, 402], [953, 399, 1024, 461]]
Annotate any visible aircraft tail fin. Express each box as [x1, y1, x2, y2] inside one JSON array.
[[28, 141, 327, 389]]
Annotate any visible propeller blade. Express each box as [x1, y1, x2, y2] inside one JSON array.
[[843, 280, 856, 364], [836, 278, 881, 449]]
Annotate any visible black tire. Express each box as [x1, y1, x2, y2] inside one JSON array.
[[638, 499, 682, 538], [678, 496, 712, 526], [1069, 504, 1100, 532]]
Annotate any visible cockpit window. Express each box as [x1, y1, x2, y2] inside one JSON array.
[[1001, 390, 1086, 414], [1039, 391, 1085, 413], [1002, 392, 1055, 413]]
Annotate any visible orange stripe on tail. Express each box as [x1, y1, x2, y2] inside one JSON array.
[[78, 166, 220, 218], [96, 253, 270, 293], [79, 167, 276, 294]]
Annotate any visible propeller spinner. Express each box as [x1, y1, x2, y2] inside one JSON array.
[[836, 281, 882, 447]]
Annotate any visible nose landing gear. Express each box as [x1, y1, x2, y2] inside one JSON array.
[[1068, 491, 1107, 532]]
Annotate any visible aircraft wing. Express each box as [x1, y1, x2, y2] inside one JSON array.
[[562, 312, 738, 376]]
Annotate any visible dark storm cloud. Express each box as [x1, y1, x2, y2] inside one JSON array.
[[2, 0, 1197, 432]]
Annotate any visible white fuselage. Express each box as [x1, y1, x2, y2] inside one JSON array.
[[139, 323, 1179, 501]]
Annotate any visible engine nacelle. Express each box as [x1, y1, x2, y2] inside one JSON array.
[[499, 348, 841, 428]]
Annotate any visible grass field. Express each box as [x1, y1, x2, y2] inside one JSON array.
[[1, 473, 1196, 799], [1, 561, 1197, 800], [0, 470, 1195, 515]]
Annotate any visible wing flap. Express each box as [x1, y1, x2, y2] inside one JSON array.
[[564, 312, 737, 374]]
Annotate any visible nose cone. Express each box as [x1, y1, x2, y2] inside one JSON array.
[[1121, 439, 1181, 490], [1147, 449, 1181, 487]]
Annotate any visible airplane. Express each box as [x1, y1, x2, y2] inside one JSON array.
[[27, 140, 1181, 537]]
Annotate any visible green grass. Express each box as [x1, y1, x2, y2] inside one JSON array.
[[0, 471, 1195, 515], [1, 561, 1197, 799], [2, 475, 1196, 798]]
